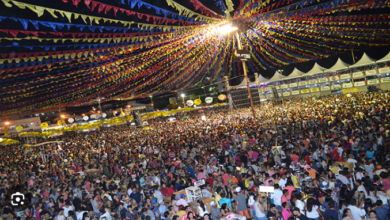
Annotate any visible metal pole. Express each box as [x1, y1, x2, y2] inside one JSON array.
[[98, 98, 103, 128], [59, 108, 64, 134], [351, 49, 356, 64], [235, 32, 256, 120]]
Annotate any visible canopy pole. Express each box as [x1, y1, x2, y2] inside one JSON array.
[[235, 32, 256, 120], [351, 49, 356, 64]]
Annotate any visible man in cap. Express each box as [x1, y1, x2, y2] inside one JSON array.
[[235, 187, 250, 219], [176, 194, 188, 207], [210, 201, 223, 220]]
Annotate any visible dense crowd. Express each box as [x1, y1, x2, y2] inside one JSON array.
[[1, 92, 390, 220]]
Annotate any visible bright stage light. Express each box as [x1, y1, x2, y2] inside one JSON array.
[[218, 24, 238, 35]]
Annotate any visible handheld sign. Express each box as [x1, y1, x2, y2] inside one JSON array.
[[194, 179, 205, 187]]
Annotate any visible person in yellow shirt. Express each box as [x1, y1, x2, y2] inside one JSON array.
[[214, 188, 222, 208], [291, 171, 301, 193]]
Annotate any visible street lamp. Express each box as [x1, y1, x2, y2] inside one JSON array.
[[219, 23, 256, 120], [149, 95, 154, 111], [5, 121, 9, 125], [181, 94, 186, 108]]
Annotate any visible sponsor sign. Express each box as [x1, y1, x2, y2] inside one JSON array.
[[301, 89, 309, 94], [342, 88, 358, 94], [352, 72, 365, 79], [310, 87, 319, 93], [234, 50, 252, 61], [331, 84, 341, 90], [354, 81, 366, 87], [365, 70, 377, 76], [381, 77, 390, 83], [342, 82, 353, 88], [340, 74, 351, 80], [321, 86, 330, 91], [329, 76, 340, 81], [291, 90, 300, 95], [378, 67, 390, 74], [299, 81, 307, 86], [367, 79, 379, 85], [318, 77, 328, 83]]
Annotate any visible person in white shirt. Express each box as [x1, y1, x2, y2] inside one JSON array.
[[99, 208, 113, 220], [271, 184, 283, 210], [154, 188, 164, 204], [356, 180, 368, 197], [279, 175, 287, 189], [348, 198, 366, 220], [63, 201, 75, 218]]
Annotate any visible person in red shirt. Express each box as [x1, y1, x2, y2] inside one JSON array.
[[205, 173, 215, 188], [291, 152, 299, 163], [161, 183, 175, 197]]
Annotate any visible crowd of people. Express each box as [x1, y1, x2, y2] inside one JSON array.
[[1, 92, 390, 220]]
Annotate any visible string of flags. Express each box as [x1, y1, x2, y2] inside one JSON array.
[[0, 0, 390, 116]]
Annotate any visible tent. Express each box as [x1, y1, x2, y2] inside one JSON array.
[[257, 73, 269, 83], [267, 71, 286, 82], [376, 51, 390, 64], [349, 53, 376, 68], [324, 58, 350, 72], [283, 67, 304, 80], [305, 63, 327, 76]]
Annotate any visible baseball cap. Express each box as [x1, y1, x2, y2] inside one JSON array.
[[235, 187, 241, 193], [210, 201, 216, 206], [180, 194, 186, 198]]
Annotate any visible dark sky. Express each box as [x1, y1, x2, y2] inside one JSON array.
[[3, 0, 390, 114]]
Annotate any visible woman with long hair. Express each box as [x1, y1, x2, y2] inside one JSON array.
[[197, 200, 209, 217], [342, 208, 354, 220], [305, 198, 322, 220], [220, 204, 233, 220]]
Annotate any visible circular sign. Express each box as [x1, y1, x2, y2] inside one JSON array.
[[90, 114, 97, 119], [102, 113, 107, 118], [57, 119, 66, 126], [75, 116, 83, 122], [68, 118, 74, 123], [16, 125, 23, 132], [194, 99, 202, 106], [83, 116, 89, 121], [186, 100, 194, 106], [41, 122, 49, 129], [205, 97, 213, 104], [96, 114, 101, 119], [218, 94, 227, 101]]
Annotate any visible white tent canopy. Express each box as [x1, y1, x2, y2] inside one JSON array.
[[305, 63, 327, 76], [268, 71, 286, 82], [233, 75, 257, 87], [376, 51, 390, 63], [349, 53, 376, 68], [283, 67, 304, 80], [324, 58, 350, 72], [257, 73, 269, 83]]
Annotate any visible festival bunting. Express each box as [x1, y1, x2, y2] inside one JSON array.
[[0, 0, 390, 116]]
